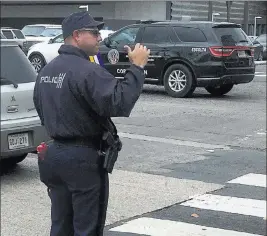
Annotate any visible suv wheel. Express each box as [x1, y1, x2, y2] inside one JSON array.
[[163, 64, 196, 98], [29, 54, 45, 73], [205, 84, 234, 96]]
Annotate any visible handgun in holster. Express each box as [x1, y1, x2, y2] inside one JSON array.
[[101, 131, 122, 173]]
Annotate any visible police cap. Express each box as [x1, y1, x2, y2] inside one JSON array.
[[62, 11, 104, 39]]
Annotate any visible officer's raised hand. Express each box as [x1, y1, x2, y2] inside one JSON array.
[[124, 43, 150, 68], [81, 41, 151, 117]]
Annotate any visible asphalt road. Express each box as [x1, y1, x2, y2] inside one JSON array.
[[1, 64, 266, 236]]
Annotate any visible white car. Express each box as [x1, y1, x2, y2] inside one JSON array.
[[1, 39, 50, 166], [248, 36, 257, 42], [27, 30, 114, 73], [22, 24, 62, 53]]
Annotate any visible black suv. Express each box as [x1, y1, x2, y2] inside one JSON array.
[[99, 20, 256, 98]]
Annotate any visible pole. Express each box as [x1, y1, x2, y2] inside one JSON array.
[[208, 1, 213, 21], [226, 1, 232, 22], [166, 1, 172, 20], [243, 1, 249, 34], [254, 17, 257, 36]]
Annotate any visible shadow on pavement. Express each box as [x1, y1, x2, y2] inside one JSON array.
[[0, 161, 21, 176], [141, 87, 254, 101]]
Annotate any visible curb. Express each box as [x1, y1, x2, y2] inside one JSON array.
[[255, 61, 266, 65]]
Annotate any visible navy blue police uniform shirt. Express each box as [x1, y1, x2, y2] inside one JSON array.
[[33, 44, 145, 140]]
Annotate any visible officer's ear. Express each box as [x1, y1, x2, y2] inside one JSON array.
[[72, 30, 81, 41]]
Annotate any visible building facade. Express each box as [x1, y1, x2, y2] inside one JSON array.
[[170, 1, 267, 35], [1, 1, 266, 35], [0, 1, 168, 30]]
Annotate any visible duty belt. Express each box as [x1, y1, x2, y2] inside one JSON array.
[[53, 137, 101, 148]]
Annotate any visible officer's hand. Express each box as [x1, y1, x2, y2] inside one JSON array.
[[124, 43, 150, 68]]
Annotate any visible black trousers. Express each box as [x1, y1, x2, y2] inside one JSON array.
[[38, 141, 109, 236]]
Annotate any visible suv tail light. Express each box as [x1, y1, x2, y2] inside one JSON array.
[[209, 46, 253, 57]]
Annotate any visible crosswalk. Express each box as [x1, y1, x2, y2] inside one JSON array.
[[107, 173, 266, 236], [254, 72, 266, 77]]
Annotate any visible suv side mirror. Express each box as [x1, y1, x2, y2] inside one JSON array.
[[253, 40, 260, 45], [48, 38, 53, 44]]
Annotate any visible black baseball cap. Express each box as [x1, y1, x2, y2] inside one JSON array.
[[62, 11, 104, 39]]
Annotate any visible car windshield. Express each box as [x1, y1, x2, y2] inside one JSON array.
[[213, 26, 250, 46], [39, 28, 62, 37], [21, 26, 46, 36], [100, 30, 114, 40]]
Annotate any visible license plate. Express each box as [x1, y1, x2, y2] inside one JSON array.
[[8, 133, 29, 150], [238, 51, 247, 58]]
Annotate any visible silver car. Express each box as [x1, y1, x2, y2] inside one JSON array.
[[1, 39, 50, 165], [0, 27, 28, 54]]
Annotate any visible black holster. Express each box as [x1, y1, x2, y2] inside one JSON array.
[[100, 131, 122, 173]]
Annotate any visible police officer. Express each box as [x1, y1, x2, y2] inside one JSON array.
[[33, 11, 150, 236]]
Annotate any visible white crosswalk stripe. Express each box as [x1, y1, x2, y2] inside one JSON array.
[[254, 72, 266, 77], [227, 173, 266, 188], [108, 173, 266, 236], [109, 217, 262, 236], [180, 194, 266, 218]]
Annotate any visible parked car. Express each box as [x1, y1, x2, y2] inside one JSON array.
[[1, 39, 50, 166], [99, 29, 115, 39], [1, 32, 6, 39], [252, 34, 266, 60], [99, 20, 256, 97], [248, 36, 257, 42], [27, 30, 115, 73], [21, 24, 62, 53], [248, 36, 264, 61], [0, 27, 27, 53]]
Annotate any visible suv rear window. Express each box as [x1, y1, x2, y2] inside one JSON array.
[[1, 46, 37, 85], [141, 26, 172, 44], [2, 30, 14, 39], [12, 29, 25, 39], [213, 26, 249, 46], [173, 26, 207, 42]]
